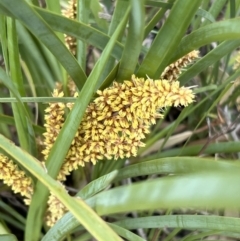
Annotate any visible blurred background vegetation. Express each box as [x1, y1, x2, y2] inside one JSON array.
[[0, 0, 240, 240]]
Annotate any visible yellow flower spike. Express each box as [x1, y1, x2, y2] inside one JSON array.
[[62, 0, 77, 55], [43, 71, 196, 226], [161, 50, 199, 81], [45, 186, 68, 227], [0, 154, 33, 205], [42, 90, 66, 160]]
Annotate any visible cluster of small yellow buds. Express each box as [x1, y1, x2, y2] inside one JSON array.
[[45, 185, 68, 227], [43, 74, 195, 226], [42, 90, 66, 160], [62, 0, 77, 55], [161, 50, 199, 81], [0, 154, 33, 205], [50, 75, 195, 181]]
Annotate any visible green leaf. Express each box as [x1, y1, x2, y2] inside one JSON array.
[[108, 223, 146, 241], [196, 8, 215, 23], [0, 213, 25, 231], [89, 171, 240, 216], [137, 0, 201, 78], [0, 134, 122, 241], [97, 0, 129, 84], [0, 114, 44, 135], [77, 0, 91, 70], [171, 18, 240, 63], [179, 40, 240, 85], [35, 6, 123, 60], [77, 170, 118, 199], [5, 17, 36, 154], [116, 0, 145, 81], [145, 0, 173, 8], [143, 141, 240, 160], [0, 4, 124, 61], [0, 69, 34, 138], [0, 0, 87, 90], [114, 157, 240, 181], [0, 200, 25, 225], [115, 215, 240, 234], [0, 235, 18, 241], [201, 0, 227, 27], [41, 157, 240, 240]]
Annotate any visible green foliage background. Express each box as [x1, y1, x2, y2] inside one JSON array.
[[0, 0, 240, 240]]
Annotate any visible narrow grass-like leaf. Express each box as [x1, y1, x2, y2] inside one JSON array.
[[16, 22, 57, 93], [6, 17, 36, 154], [165, 228, 181, 241], [137, 0, 201, 78], [41, 158, 240, 240], [144, 0, 174, 39], [0, 114, 44, 135], [0, 69, 34, 131], [77, 0, 90, 70], [201, 0, 227, 27], [196, 8, 215, 23], [108, 223, 146, 241], [41, 212, 80, 241], [0, 5, 124, 61], [0, 134, 122, 241], [88, 171, 240, 215], [97, 0, 129, 84], [0, 213, 25, 231], [77, 170, 118, 199], [0, 235, 18, 241], [142, 141, 240, 160], [115, 215, 240, 234], [229, 0, 236, 18], [90, 0, 108, 30], [182, 230, 222, 241], [0, 97, 76, 103], [114, 157, 240, 181], [0, 201, 25, 225], [0, 0, 87, 90], [0, 107, 11, 138], [45, 0, 61, 15], [179, 40, 240, 85], [145, 0, 173, 8], [116, 0, 145, 81], [35, 7, 123, 60], [170, 18, 240, 63]]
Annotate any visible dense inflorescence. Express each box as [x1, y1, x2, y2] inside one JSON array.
[[62, 0, 77, 55], [45, 185, 68, 227], [43, 74, 195, 226], [161, 50, 199, 81], [54, 75, 195, 181], [42, 90, 66, 160], [0, 154, 33, 205]]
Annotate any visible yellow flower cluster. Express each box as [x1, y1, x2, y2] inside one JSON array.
[[43, 74, 195, 226], [62, 0, 77, 55], [0, 154, 33, 205], [42, 90, 66, 160], [44, 75, 195, 182], [161, 50, 199, 81], [45, 186, 68, 227]]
